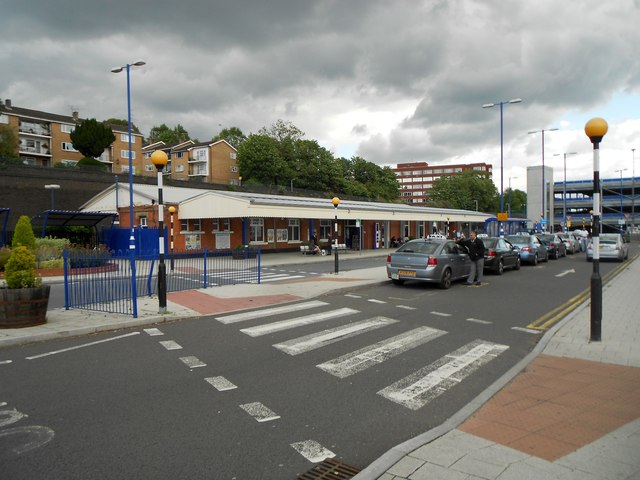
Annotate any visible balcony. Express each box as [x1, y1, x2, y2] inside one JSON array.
[[18, 123, 51, 137], [19, 146, 51, 156]]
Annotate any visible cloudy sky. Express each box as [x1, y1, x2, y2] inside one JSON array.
[[1, 0, 639, 192]]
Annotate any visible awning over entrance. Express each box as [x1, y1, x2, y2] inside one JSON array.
[[31, 210, 118, 237]]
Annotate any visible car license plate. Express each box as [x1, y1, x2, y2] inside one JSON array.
[[398, 270, 416, 277]]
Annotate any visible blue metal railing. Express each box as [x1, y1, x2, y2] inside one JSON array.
[[64, 248, 261, 316]]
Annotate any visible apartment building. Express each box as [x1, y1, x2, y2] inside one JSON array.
[[393, 161, 493, 204], [0, 99, 144, 172], [142, 139, 239, 185]]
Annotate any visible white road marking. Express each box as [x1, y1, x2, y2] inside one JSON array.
[[317, 326, 447, 378], [430, 311, 451, 317], [205, 376, 238, 391], [466, 318, 492, 325], [368, 299, 386, 304], [25, 332, 141, 360], [0, 426, 55, 456], [378, 339, 509, 410], [159, 340, 182, 350], [273, 317, 399, 355], [291, 440, 336, 463], [179, 356, 206, 368], [215, 300, 328, 324], [258, 275, 306, 283], [239, 402, 280, 422], [345, 294, 361, 298], [240, 308, 359, 337], [512, 326, 542, 334], [397, 305, 416, 310], [0, 360, 13, 365], [556, 269, 576, 277], [144, 328, 164, 336]]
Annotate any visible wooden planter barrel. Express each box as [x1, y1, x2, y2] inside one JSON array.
[[0, 285, 51, 328]]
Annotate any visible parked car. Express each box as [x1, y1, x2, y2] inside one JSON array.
[[557, 233, 581, 254], [505, 234, 549, 265], [386, 239, 471, 289], [482, 237, 521, 274], [586, 233, 629, 262], [536, 233, 567, 259]]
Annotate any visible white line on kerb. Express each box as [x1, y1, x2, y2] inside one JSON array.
[[291, 440, 335, 463], [26, 332, 141, 360]]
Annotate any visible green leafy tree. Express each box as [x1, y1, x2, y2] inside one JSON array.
[[237, 134, 288, 185], [148, 124, 191, 144], [0, 124, 19, 159], [430, 170, 499, 212], [12, 215, 37, 250], [212, 127, 247, 149], [70, 118, 115, 158], [77, 156, 109, 171], [505, 188, 527, 214], [103, 118, 140, 134]]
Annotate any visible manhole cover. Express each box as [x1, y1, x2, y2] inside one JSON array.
[[298, 458, 361, 479]]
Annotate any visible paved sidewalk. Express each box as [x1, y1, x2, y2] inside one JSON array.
[[357, 257, 640, 480], [1, 249, 639, 480]]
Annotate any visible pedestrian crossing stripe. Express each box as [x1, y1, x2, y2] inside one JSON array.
[[205, 376, 237, 391], [239, 402, 280, 422], [215, 300, 328, 324], [273, 317, 399, 355], [240, 308, 359, 337], [316, 326, 447, 378], [291, 440, 335, 463], [378, 339, 509, 410]]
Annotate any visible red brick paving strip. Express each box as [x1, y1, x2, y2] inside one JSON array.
[[167, 290, 302, 315], [459, 354, 640, 461]]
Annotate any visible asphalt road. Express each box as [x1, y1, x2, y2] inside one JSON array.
[[2, 247, 634, 479]]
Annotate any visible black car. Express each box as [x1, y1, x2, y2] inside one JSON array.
[[482, 237, 521, 275], [535, 233, 567, 259]]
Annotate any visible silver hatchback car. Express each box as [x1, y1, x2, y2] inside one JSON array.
[[386, 239, 471, 289], [586, 233, 629, 262]]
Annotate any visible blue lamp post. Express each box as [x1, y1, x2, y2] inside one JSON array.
[[111, 60, 145, 318], [482, 98, 522, 237]]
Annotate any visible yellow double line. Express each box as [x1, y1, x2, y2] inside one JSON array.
[[527, 255, 636, 331]]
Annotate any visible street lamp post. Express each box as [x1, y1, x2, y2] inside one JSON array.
[[585, 117, 608, 342], [168, 206, 176, 271], [529, 128, 558, 231], [632, 149, 636, 231], [151, 150, 168, 314], [44, 184, 60, 210], [332, 197, 340, 274], [111, 60, 145, 318], [482, 98, 522, 238], [554, 152, 577, 231], [615, 168, 627, 229]]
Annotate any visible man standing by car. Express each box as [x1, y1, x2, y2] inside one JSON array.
[[457, 230, 485, 285]]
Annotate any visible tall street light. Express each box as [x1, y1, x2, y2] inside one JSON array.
[[111, 60, 145, 318], [554, 152, 577, 232], [585, 117, 608, 342], [44, 184, 60, 210], [528, 127, 558, 230], [482, 98, 522, 237], [632, 149, 636, 231], [332, 196, 340, 274], [151, 150, 168, 314]]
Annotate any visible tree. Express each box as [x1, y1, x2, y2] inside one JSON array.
[[505, 188, 527, 214], [0, 124, 19, 159], [103, 118, 141, 134], [237, 134, 288, 185], [12, 215, 36, 250], [212, 127, 247, 149], [430, 170, 499, 212], [148, 124, 191, 144], [70, 118, 115, 159]]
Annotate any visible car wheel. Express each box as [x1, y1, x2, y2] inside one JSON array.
[[514, 257, 521, 270], [496, 260, 504, 275], [532, 254, 538, 266], [543, 252, 549, 262], [391, 279, 405, 286], [439, 268, 452, 289]]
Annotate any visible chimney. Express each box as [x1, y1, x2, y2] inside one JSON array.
[[5, 99, 11, 109], [72, 111, 79, 122]]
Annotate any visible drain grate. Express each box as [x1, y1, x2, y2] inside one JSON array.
[[298, 458, 361, 479]]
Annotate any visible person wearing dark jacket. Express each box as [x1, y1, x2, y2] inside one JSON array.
[[457, 230, 485, 285]]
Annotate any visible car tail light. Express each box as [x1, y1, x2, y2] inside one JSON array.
[[550, 242, 556, 247], [521, 246, 532, 252], [386, 255, 391, 263], [487, 249, 496, 257], [427, 256, 437, 266]]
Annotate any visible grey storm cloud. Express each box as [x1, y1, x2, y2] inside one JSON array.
[[1, 0, 639, 175]]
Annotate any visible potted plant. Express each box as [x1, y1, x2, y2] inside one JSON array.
[[0, 216, 50, 328]]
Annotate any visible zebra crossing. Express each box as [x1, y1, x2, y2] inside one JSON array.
[[214, 298, 511, 410]]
